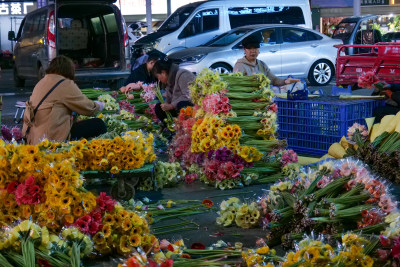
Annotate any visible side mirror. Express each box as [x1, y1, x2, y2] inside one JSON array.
[[8, 31, 16, 41]]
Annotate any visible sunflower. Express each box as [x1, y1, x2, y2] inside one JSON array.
[[73, 206, 84, 217], [131, 214, 143, 227], [46, 210, 56, 221], [64, 214, 75, 224], [121, 218, 132, 232], [60, 196, 72, 209], [102, 224, 112, 238], [3, 215, 14, 225], [110, 166, 119, 174], [103, 214, 115, 225], [304, 246, 320, 263], [119, 235, 132, 253], [93, 232, 106, 245], [130, 226, 142, 235], [22, 205, 32, 218], [128, 234, 142, 247]]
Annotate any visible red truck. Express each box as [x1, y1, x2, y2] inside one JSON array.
[[336, 43, 400, 88]]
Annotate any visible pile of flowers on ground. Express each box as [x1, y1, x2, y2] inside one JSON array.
[[166, 70, 292, 190], [0, 140, 156, 263], [281, 234, 374, 267]]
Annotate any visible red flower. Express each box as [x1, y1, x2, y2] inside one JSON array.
[[190, 242, 206, 249], [37, 259, 52, 267], [126, 258, 142, 267], [74, 219, 89, 233], [201, 199, 213, 207], [268, 103, 278, 113], [89, 221, 100, 235], [392, 242, 400, 259], [380, 235, 391, 247], [80, 215, 92, 224], [91, 211, 102, 223], [160, 259, 173, 267], [15, 177, 42, 205], [6, 181, 19, 194]]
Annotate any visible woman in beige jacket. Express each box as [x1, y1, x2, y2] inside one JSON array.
[[22, 56, 106, 144]]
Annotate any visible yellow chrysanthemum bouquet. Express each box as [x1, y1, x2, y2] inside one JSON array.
[[66, 131, 156, 173], [282, 234, 374, 267]]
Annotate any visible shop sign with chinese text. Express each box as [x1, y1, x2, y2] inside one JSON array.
[[361, 0, 389, 5], [0, 2, 34, 15]]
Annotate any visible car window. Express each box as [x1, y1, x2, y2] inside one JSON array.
[[258, 28, 277, 45], [282, 28, 309, 43], [158, 5, 195, 31], [23, 12, 46, 35], [179, 9, 219, 38], [305, 31, 323, 41], [32, 12, 47, 34], [91, 17, 103, 35], [205, 28, 251, 47], [332, 22, 356, 40], [103, 13, 118, 33], [228, 6, 305, 29], [17, 18, 26, 39]]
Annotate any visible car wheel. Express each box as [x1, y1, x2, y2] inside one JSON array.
[[210, 63, 232, 74], [38, 65, 45, 81], [14, 67, 25, 87], [308, 60, 334, 86]]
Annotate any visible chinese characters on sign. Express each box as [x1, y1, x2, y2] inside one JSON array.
[[0, 2, 34, 15], [361, 0, 389, 5]]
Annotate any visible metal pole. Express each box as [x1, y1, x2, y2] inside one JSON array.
[[146, 0, 153, 34], [167, 0, 171, 17], [353, 0, 361, 16]]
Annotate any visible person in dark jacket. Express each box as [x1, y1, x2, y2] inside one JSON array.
[[124, 52, 160, 85], [152, 59, 195, 123], [373, 83, 400, 123]]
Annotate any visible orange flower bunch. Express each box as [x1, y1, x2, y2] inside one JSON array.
[[96, 205, 158, 255], [66, 131, 156, 172], [191, 117, 241, 153]]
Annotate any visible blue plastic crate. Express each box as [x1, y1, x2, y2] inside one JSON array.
[[276, 96, 385, 156]]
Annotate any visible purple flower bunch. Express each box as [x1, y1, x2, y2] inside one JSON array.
[[207, 147, 253, 168], [1, 125, 23, 141]]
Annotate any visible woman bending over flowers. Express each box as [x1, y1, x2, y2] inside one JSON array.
[[152, 59, 195, 123]]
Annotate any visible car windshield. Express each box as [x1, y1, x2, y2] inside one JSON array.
[[158, 6, 195, 31], [204, 28, 253, 47], [332, 22, 356, 40]]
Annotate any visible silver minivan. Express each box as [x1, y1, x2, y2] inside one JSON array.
[[8, 0, 130, 89], [132, 0, 312, 57]]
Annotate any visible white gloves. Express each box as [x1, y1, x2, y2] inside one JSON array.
[[94, 101, 104, 111]]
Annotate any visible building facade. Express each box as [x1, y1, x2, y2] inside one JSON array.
[[311, 0, 400, 36]]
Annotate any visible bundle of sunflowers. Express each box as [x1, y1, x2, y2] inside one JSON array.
[[0, 140, 157, 266]]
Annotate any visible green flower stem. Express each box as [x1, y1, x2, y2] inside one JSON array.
[[153, 226, 198, 235], [178, 217, 200, 227], [207, 191, 254, 198], [183, 249, 242, 255], [0, 253, 14, 267], [152, 204, 205, 215], [155, 211, 207, 222], [152, 221, 194, 230]]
